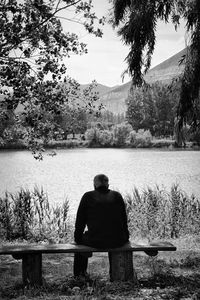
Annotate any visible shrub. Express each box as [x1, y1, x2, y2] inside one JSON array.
[[46, 139, 88, 149], [98, 130, 113, 146], [189, 127, 200, 145], [85, 127, 100, 146], [113, 123, 132, 147], [128, 129, 152, 148]]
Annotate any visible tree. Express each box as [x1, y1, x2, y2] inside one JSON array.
[[126, 88, 144, 131], [56, 105, 87, 139], [112, 0, 200, 129], [152, 82, 178, 137], [113, 122, 132, 146], [126, 82, 180, 137], [0, 0, 104, 158]]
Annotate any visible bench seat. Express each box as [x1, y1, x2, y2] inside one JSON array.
[[0, 241, 176, 286]]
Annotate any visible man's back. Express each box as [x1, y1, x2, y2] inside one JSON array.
[[74, 186, 129, 248]]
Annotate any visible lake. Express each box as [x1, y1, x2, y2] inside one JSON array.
[[0, 149, 200, 216]]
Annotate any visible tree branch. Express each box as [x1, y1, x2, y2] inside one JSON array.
[[38, 0, 82, 28]]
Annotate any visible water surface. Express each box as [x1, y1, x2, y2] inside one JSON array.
[[0, 149, 199, 215]]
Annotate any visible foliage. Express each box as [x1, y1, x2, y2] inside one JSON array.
[[127, 129, 152, 148], [126, 82, 180, 137], [85, 127, 100, 146], [188, 126, 200, 145], [0, 0, 104, 158], [98, 129, 114, 147], [125, 184, 200, 240], [88, 110, 126, 128], [85, 123, 132, 147], [46, 138, 88, 149], [55, 105, 88, 139], [112, 0, 200, 129], [0, 186, 69, 242], [112, 122, 132, 146], [85, 126, 114, 147]]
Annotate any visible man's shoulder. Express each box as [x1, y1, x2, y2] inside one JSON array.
[[82, 190, 95, 197], [110, 189, 123, 198]]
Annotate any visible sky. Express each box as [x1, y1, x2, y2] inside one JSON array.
[[60, 0, 187, 87]]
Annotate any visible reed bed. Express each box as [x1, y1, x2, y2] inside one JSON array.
[[0, 186, 69, 242], [125, 184, 200, 240], [0, 184, 199, 242]]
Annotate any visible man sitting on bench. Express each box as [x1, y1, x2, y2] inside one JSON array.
[[74, 174, 129, 277]]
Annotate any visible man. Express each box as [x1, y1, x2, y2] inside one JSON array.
[[74, 174, 129, 277]]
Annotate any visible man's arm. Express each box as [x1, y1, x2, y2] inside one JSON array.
[[74, 194, 87, 244]]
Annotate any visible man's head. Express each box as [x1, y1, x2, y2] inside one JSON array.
[[93, 174, 109, 190]]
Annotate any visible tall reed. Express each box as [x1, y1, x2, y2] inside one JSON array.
[[1, 184, 199, 242], [0, 186, 69, 242], [125, 184, 200, 240]]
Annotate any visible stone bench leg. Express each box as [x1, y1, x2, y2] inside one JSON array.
[[22, 253, 42, 286], [109, 251, 137, 282]]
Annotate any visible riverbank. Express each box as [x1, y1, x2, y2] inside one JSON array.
[[1, 235, 200, 299], [0, 137, 199, 151]]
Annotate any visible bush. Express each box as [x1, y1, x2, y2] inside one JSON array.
[[0, 187, 69, 242], [85, 127, 100, 146], [46, 139, 88, 149], [125, 184, 200, 240], [151, 138, 174, 148], [127, 129, 152, 148], [189, 127, 200, 145], [98, 130, 113, 146], [113, 123, 132, 147]]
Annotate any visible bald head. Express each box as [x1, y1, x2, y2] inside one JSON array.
[[93, 174, 109, 190]]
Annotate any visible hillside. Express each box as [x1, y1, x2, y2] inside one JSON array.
[[99, 48, 186, 114], [80, 83, 115, 96]]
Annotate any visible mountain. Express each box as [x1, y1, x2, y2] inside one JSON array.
[[80, 83, 116, 96], [99, 48, 187, 114]]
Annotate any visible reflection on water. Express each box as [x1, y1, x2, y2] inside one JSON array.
[[0, 149, 199, 215]]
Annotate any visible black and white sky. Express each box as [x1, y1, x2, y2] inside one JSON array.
[[60, 0, 187, 86]]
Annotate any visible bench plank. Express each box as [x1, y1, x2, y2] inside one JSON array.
[[0, 241, 176, 255]]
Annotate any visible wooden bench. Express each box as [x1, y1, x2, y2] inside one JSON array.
[[0, 241, 176, 286]]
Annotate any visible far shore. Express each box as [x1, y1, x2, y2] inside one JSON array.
[[0, 138, 199, 151]]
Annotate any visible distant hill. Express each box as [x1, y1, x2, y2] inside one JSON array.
[[99, 48, 187, 114], [80, 83, 117, 96]]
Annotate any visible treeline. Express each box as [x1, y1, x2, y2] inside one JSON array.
[[125, 80, 200, 146], [1, 79, 200, 150], [0, 105, 126, 149]]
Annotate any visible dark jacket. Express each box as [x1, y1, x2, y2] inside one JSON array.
[[74, 187, 129, 248]]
